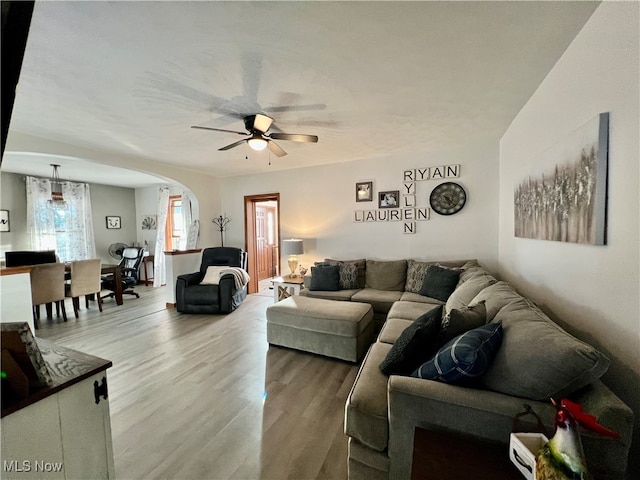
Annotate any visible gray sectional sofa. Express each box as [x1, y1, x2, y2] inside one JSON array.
[[299, 258, 633, 480]]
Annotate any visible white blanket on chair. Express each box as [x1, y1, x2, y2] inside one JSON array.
[[201, 266, 250, 289]]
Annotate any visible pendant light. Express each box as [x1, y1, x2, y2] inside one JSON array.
[[48, 164, 66, 205]]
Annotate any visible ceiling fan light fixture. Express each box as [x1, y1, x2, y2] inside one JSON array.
[[248, 135, 268, 151]]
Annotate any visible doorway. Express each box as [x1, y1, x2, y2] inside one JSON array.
[[244, 193, 280, 294]]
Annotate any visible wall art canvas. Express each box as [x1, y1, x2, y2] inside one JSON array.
[[514, 112, 609, 245], [141, 215, 157, 230]]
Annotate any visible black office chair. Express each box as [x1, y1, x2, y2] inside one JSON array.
[[176, 247, 248, 314], [102, 247, 145, 300]]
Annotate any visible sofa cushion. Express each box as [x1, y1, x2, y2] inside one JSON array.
[[387, 301, 440, 322], [345, 342, 393, 451], [439, 301, 487, 345], [445, 273, 496, 315], [469, 281, 523, 321], [400, 291, 445, 304], [379, 306, 443, 375], [326, 258, 366, 288], [378, 317, 413, 344], [310, 264, 340, 291], [299, 288, 360, 301], [351, 289, 403, 315], [418, 264, 461, 301], [481, 299, 610, 400], [365, 260, 407, 291], [412, 322, 503, 384]]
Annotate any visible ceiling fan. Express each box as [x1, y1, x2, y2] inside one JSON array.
[[191, 114, 318, 157]]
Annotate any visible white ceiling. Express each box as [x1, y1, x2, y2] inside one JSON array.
[[1, 1, 599, 187]]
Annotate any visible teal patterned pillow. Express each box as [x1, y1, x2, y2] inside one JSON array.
[[405, 260, 431, 293]]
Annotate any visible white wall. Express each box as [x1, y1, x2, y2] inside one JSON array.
[[220, 138, 499, 271], [499, 3, 639, 476]]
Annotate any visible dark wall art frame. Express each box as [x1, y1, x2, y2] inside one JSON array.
[[378, 190, 399, 208], [106, 216, 121, 229], [514, 112, 609, 245], [356, 181, 373, 202], [0, 210, 9, 232]]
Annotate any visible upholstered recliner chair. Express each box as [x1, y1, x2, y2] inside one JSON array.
[[176, 247, 249, 314]]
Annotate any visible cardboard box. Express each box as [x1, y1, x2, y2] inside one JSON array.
[[509, 432, 548, 480]]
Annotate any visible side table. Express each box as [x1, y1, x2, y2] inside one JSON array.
[[272, 275, 304, 302], [142, 255, 154, 286], [411, 427, 521, 479]]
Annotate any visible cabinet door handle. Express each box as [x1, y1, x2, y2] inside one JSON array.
[[94, 376, 108, 404]]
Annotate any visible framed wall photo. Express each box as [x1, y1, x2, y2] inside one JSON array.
[[141, 215, 157, 230], [106, 216, 121, 229], [379, 190, 399, 208], [356, 182, 373, 202], [0, 210, 9, 232]]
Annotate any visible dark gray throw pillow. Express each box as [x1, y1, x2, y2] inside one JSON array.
[[438, 301, 487, 345], [418, 264, 461, 301], [309, 264, 340, 291], [379, 306, 443, 375]]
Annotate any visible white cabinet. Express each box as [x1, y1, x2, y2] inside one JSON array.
[[1, 341, 114, 479]]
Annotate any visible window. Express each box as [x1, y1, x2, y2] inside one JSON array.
[[26, 176, 96, 262], [165, 195, 185, 250]]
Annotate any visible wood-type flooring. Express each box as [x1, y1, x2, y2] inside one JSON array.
[[36, 286, 358, 479]]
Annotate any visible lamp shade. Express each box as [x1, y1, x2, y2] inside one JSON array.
[[282, 239, 304, 255]]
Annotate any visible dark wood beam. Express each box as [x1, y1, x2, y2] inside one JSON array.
[[1, 1, 35, 162]]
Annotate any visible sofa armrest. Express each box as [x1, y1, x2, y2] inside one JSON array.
[[387, 375, 555, 479]]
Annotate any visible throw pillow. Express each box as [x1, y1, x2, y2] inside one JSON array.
[[480, 299, 610, 400], [438, 301, 487, 345], [309, 264, 340, 291], [201, 266, 226, 285], [325, 258, 366, 288], [404, 260, 431, 293], [379, 306, 443, 375], [323, 260, 359, 289], [412, 321, 503, 384], [418, 264, 461, 301]]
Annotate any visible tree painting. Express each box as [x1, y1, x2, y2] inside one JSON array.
[[514, 113, 608, 245]]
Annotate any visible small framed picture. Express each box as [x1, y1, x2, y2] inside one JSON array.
[[356, 182, 373, 202], [141, 215, 157, 230], [379, 190, 399, 208], [106, 216, 121, 229], [0, 210, 9, 232]]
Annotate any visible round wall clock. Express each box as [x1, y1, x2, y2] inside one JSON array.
[[429, 182, 467, 215]]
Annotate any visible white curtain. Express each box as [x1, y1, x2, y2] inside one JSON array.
[[153, 185, 170, 287], [26, 176, 96, 262]]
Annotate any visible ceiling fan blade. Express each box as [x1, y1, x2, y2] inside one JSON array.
[[191, 125, 247, 136], [269, 133, 319, 143], [268, 140, 287, 157], [219, 139, 247, 151], [264, 103, 326, 113]]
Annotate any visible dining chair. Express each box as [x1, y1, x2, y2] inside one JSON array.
[[65, 258, 103, 318], [30, 262, 67, 328]]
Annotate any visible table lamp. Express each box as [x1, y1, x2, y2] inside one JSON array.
[[283, 239, 304, 277]]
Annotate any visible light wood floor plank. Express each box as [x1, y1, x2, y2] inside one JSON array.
[[36, 286, 356, 479]]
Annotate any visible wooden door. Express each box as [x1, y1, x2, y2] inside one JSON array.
[[256, 206, 270, 281], [244, 193, 280, 294]]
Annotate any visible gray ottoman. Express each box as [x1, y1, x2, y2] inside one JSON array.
[[266, 296, 375, 362]]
